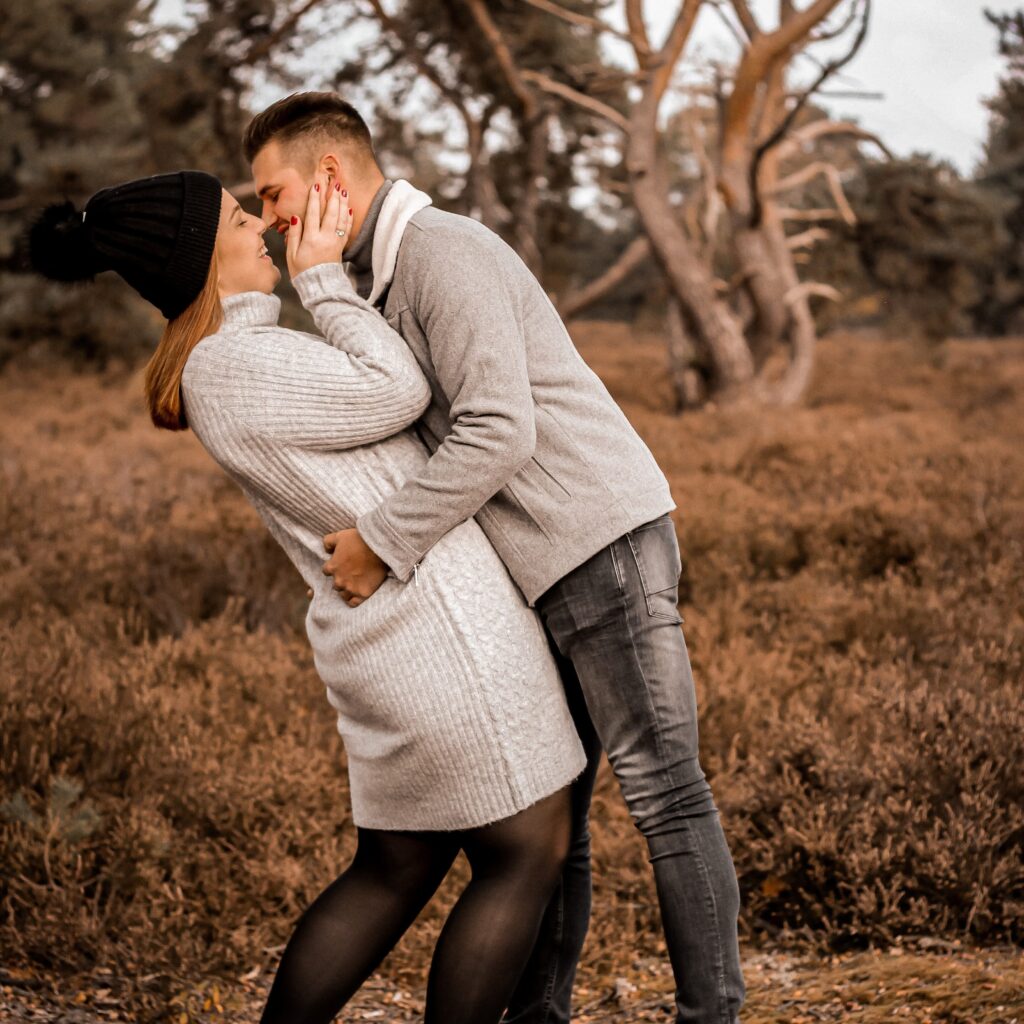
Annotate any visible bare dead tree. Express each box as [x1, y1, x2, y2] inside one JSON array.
[[523, 0, 889, 408], [718, 0, 882, 402]]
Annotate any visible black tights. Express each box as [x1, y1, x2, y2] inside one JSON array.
[[258, 785, 572, 1024]]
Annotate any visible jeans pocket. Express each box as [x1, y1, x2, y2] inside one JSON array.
[[626, 517, 684, 623]]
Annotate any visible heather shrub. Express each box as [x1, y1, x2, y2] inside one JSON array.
[[1, 331, 1022, 1017], [1, 610, 347, 974], [718, 670, 1024, 948]]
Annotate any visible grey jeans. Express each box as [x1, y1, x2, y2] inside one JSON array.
[[503, 514, 745, 1024]]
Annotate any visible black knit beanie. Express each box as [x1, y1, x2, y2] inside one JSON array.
[[28, 170, 223, 321]]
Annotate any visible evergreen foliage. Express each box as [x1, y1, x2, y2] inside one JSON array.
[[810, 9, 1024, 340], [843, 156, 1006, 341], [0, 0, 164, 365], [0, 0, 265, 366], [977, 8, 1024, 332]]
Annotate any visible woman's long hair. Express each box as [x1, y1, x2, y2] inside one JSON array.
[[144, 250, 222, 431]]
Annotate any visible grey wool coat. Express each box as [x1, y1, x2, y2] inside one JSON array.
[[348, 180, 676, 606]]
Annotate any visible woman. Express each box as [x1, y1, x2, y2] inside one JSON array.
[[28, 170, 587, 1024]]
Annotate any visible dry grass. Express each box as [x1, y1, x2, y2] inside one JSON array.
[[1, 325, 1022, 1021], [4, 943, 1023, 1022]]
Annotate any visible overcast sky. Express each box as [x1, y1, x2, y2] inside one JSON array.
[[838, 1, 1004, 173], [635, 0, 1005, 174]]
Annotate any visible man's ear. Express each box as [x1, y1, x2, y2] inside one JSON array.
[[318, 153, 342, 185]]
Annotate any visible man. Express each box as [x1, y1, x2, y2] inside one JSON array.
[[245, 91, 745, 1024]]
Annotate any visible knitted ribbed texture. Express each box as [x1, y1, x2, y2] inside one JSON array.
[[180, 264, 587, 830]]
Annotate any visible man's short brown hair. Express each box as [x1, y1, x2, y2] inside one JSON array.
[[242, 92, 376, 164]]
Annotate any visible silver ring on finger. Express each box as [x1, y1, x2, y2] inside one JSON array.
[[335, 228, 346, 238]]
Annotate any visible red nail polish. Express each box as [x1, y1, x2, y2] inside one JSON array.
[[314, 183, 320, 192], [290, 216, 298, 225], [342, 189, 348, 197], [349, 208, 353, 215], [335, 183, 341, 192]]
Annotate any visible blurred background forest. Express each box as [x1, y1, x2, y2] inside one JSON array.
[[2, 0, 1023, 396], [1, 2, 1023, 1023]]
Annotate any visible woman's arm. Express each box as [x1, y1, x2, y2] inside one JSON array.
[[187, 268, 430, 451], [292, 262, 423, 374]]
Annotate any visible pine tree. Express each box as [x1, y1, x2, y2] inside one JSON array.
[[0, 0, 278, 365], [977, 8, 1024, 333], [0, 0, 166, 365], [847, 156, 1005, 341]]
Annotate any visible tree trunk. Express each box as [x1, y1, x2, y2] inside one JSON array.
[[627, 89, 754, 398], [732, 224, 791, 367], [755, 208, 817, 404], [720, 44, 822, 403], [749, 90, 819, 404], [465, 116, 511, 234], [514, 110, 551, 278], [666, 295, 706, 411]]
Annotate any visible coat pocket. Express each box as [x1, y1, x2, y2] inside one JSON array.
[[507, 453, 572, 508]]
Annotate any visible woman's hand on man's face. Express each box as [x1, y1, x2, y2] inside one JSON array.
[[285, 174, 354, 279]]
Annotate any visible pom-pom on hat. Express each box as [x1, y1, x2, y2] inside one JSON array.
[[28, 170, 223, 321]]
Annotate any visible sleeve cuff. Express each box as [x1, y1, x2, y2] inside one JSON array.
[[292, 261, 357, 306], [357, 507, 422, 584]]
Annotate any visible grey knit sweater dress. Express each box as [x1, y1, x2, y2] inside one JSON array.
[[180, 262, 587, 831]]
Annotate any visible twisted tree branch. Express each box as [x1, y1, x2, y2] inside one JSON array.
[[520, 0, 646, 51], [771, 160, 856, 224], [521, 69, 630, 131]]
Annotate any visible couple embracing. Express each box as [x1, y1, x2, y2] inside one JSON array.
[[29, 92, 745, 1024]]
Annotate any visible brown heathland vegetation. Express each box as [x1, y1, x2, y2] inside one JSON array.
[[1, 325, 1022, 1022]]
